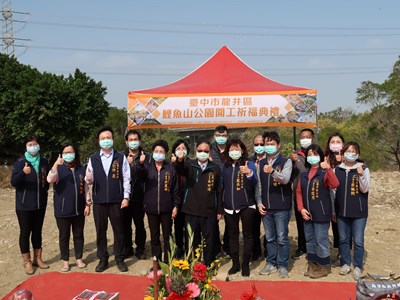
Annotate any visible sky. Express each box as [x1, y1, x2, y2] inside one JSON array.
[[7, 0, 400, 113]]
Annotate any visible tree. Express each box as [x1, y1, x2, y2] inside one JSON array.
[[356, 56, 400, 170], [0, 54, 109, 160]]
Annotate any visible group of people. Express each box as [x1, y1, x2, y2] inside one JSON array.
[[11, 125, 370, 281]]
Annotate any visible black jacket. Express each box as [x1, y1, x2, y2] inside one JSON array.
[[124, 148, 150, 203], [11, 155, 50, 211], [138, 159, 180, 215], [176, 159, 222, 217]]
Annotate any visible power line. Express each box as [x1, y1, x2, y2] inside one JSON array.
[[29, 21, 400, 37], [29, 45, 400, 57]]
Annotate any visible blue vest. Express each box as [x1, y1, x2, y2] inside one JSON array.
[[258, 154, 292, 210], [222, 160, 256, 211], [91, 151, 124, 204], [53, 164, 86, 218], [300, 168, 332, 222], [335, 167, 368, 218]]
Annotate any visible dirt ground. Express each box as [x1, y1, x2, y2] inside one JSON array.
[[1, 170, 399, 298]]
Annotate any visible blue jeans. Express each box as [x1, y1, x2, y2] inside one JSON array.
[[337, 216, 367, 269], [304, 221, 330, 265], [262, 210, 291, 268]]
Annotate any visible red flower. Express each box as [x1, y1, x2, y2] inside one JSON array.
[[192, 263, 207, 282], [167, 290, 192, 300]]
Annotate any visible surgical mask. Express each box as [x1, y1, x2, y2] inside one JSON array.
[[329, 143, 343, 153], [128, 141, 140, 150], [215, 136, 227, 145], [229, 150, 242, 160], [307, 156, 320, 165], [152, 152, 165, 162], [344, 152, 359, 162], [62, 153, 75, 163], [175, 149, 187, 157], [264, 145, 277, 155], [196, 151, 209, 161], [254, 145, 265, 155], [99, 139, 113, 149], [300, 138, 312, 149], [26, 144, 40, 155]]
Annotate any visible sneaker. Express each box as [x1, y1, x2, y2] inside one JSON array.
[[279, 267, 289, 278], [339, 264, 351, 275], [353, 267, 362, 280], [259, 263, 277, 275], [291, 249, 306, 260]]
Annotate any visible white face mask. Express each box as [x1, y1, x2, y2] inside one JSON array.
[[300, 138, 312, 149], [26, 144, 40, 155], [196, 151, 209, 161], [229, 150, 242, 160], [128, 141, 140, 150]]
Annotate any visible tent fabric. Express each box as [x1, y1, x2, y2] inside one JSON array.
[[129, 46, 315, 96]]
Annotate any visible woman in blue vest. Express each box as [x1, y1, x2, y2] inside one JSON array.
[[137, 139, 180, 264], [296, 144, 339, 279], [334, 142, 370, 280], [222, 138, 257, 277], [11, 135, 50, 275], [47, 143, 90, 272]]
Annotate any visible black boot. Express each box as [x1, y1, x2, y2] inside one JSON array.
[[228, 256, 240, 275], [241, 255, 251, 277]]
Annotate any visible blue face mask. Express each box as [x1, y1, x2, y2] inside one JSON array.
[[153, 152, 165, 162], [128, 141, 140, 150], [99, 139, 113, 149], [215, 136, 227, 145], [254, 145, 265, 155], [26, 144, 40, 155], [264, 145, 277, 155], [344, 152, 359, 162], [62, 153, 75, 163], [307, 155, 320, 165], [175, 149, 187, 157]]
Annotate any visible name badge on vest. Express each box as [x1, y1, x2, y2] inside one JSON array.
[[311, 178, 320, 200], [112, 160, 120, 179], [272, 166, 282, 187], [351, 175, 359, 196], [41, 167, 47, 188], [207, 172, 215, 192], [236, 172, 244, 191], [79, 174, 84, 194], [164, 171, 171, 192]]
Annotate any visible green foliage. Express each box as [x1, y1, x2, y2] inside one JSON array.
[[0, 54, 109, 160]]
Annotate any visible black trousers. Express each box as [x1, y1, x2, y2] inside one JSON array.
[[332, 220, 340, 248], [186, 214, 216, 266], [174, 211, 185, 250], [147, 212, 172, 262], [16, 209, 46, 253], [293, 196, 307, 252], [225, 207, 256, 259], [56, 214, 85, 261], [122, 200, 146, 252], [93, 203, 125, 262]]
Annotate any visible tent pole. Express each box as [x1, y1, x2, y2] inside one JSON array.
[[293, 127, 297, 150]]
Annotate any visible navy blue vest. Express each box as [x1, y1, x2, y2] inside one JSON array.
[[91, 151, 124, 204], [300, 168, 332, 222], [335, 167, 368, 218], [222, 161, 256, 211], [53, 164, 86, 218], [258, 154, 292, 210]]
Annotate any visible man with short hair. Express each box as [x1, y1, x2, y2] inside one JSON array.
[[122, 129, 148, 260], [256, 131, 293, 278], [176, 139, 222, 266], [210, 125, 230, 256], [290, 128, 315, 260], [86, 126, 131, 272]]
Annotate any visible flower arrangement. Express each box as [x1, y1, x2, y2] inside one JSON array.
[[145, 226, 223, 300]]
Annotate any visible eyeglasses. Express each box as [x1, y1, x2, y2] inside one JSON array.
[[197, 150, 209, 153], [254, 143, 264, 146]]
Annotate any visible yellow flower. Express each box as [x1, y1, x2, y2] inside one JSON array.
[[172, 259, 190, 270], [144, 296, 153, 300], [204, 284, 210, 290], [195, 248, 201, 258]]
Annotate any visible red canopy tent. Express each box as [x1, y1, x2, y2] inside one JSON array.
[[127, 46, 317, 129]]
